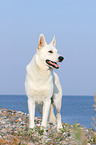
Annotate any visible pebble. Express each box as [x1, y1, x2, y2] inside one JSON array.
[[0, 108, 96, 145]]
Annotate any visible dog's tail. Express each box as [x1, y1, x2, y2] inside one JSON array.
[[48, 104, 56, 123]]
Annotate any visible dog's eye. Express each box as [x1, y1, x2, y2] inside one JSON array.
[[48, 50, 53, 53]]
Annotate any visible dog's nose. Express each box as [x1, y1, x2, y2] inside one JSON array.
[[58, 56, 64, 62]]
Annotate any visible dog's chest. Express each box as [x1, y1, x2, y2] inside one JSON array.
[[26, 71, 54, 102], [31, 81, 53, 102]]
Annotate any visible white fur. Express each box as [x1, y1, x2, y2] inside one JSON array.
[[25, 34, 63, 130]]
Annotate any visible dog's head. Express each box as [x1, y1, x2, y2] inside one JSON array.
[[36, 34, 64, 69]]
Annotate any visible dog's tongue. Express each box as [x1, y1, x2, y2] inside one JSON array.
[[48, 60, 59, 68]]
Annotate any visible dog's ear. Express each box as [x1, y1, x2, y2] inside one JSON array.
[[50, 36, 56, 47], [38, 34, 46, 49]]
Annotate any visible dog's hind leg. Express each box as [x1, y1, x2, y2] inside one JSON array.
[[56, 110, 62, 130], [53, 72, 62, 131], [54, 96, 62, 131], [48, 104, 56, 124], [54, 99, 62, 130]]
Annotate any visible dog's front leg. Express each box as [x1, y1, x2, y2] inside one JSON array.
[[28, 98, 35, 128], [42, 99, 51, 128]]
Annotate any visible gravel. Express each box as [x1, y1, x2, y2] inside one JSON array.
[[0, 108, 96, 145]]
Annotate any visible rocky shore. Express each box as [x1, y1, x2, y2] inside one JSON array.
[[0, 108, 96, 145]]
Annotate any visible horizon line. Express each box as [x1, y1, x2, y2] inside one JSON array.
[[0, 94, 94, 97]]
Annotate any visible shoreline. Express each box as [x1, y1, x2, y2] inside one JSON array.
[[0, 108, 96, 144]]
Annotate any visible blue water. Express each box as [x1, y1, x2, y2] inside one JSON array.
[[0, 95, 95, 129]]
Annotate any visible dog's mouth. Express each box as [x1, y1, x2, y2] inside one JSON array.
[[46, 59, 59, 69]]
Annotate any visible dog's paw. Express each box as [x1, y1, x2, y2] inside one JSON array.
[[57, 124, 62, 132], [29, 124, 35, 129]]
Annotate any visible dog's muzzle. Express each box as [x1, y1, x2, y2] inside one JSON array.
[[58, 56, 64, 62], [46, 56, 64, 69], [46, 60, 59, 69]]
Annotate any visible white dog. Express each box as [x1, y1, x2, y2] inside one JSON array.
[[25, 34, 64, 130]]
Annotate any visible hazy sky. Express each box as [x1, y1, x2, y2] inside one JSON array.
[[0, 0, 96, 96]]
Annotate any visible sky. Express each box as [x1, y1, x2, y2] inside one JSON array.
[[0, 0, 96, 96]]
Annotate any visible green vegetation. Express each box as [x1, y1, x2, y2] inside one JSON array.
[[91, 93, 96, 130]]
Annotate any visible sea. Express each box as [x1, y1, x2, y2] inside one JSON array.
[[0, 95, 95, 129]]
